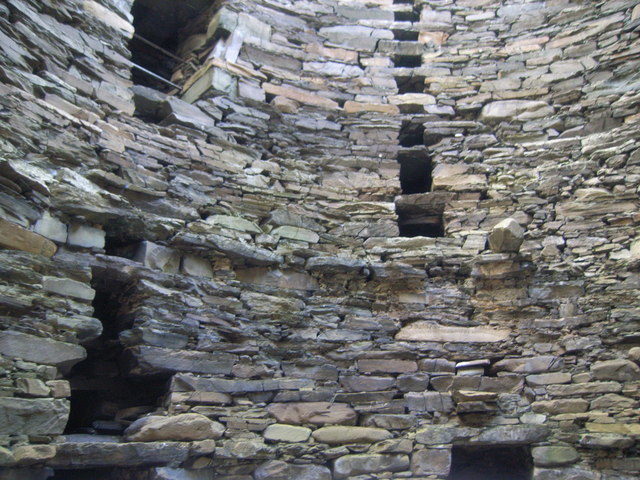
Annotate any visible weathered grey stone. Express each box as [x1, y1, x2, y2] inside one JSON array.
[[134, 241, 181, 273], [123, 346, 236, 376], [333, 454, 409, 479], [532, 446, 579, 467], [180, 254, 213, 278], [396, 322, 510, 342], [473, 425, 549, 445], [362, 414, 416, 430], [532, 399, 589, 414], [415, 425, 478, 445], [11, 445, 56, 466], [124, 413, 225, 442], [15, 378, 50, 397], [160, 97, 217, 133], [267, 402, 357, 426], [263, 424, 311, 443], [411, 448, 451, 476], [254, 460, 331, 480], [150, 468, 215, 480], [406, 392, 454, 412], [481, 100, 554, 121], [580, 434, 634, 449], [340, 375, 395, 392], [312, 426, 392, 445], [488, 218, 525, 253], [492, 356, 564, 374], [43, 276, 96, 301], [0, 398, 69, 435], [0, 331, 86, 369], [48, 441, 190, 468], [271, 226, 319, 243], [591, 359, 640, 381]]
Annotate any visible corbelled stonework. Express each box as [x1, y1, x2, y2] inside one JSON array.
[[0, 0, 639, 479]]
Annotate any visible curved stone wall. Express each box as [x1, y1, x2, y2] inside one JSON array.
[[0, 0, 639, 479]]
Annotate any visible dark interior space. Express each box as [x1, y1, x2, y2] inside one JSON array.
[[448, 446, 533, 480], [395, 75, 425, 94], [64, 275, 165, 436], [393, 29, 419, 41], [394, 10, 420, 22], [399, 121, 425, 147], [129, 0, 212, 91], [50, 468, 151, 480], [394, 54, 422, 68], [397, 215, 443, 237], [399, 154, 432, 194], [50, 469, 117, 480]]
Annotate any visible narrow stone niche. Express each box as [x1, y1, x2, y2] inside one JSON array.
[[394, 54, 422, 68], [398, 148, 432, 194], [399, 120, 425, 147], [448, 445, 533, 480], [395, 75, 425, 94], [50, 469, 116, 480], [129, 0, 210, 91], [64, 273, 165, 436], [394, 10, 420, 22]]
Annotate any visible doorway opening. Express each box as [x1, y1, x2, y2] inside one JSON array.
[[448, 445, 533, 480], [64, 273, 166, 436]]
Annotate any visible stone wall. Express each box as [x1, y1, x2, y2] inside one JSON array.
[[0, 0, 639, 479]]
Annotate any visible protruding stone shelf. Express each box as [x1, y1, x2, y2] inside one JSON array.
[[395, 322, 511, 343]]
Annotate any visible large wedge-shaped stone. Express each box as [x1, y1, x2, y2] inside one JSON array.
[[124, 413, 224, 442]]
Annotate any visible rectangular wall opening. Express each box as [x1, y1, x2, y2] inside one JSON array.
[[395, 75, 426, 94], [398, 150, 431, 194], [397, 216, 443, 237], [448, 445, 533, 480], [394, 11, 420, 22], [393, 30, 419, 41], [399, 120, 425, 147], [394, 54, 422, 68], [64, 272, 166, 437]]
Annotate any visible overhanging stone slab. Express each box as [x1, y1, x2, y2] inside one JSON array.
[[396, 322, 510, 343]]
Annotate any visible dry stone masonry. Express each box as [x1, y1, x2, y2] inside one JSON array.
[[0, 0, 639, 479]]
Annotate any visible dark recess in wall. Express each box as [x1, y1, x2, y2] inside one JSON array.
[[64, 274, 165, 436], [129, 0, 211, 90], [448, 445, 533, 480]]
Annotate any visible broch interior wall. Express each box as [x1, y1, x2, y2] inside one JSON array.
[[0, 0, 639, 479]]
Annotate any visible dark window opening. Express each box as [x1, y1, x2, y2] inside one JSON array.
[[395, 75, 425, 94], [398, 216, 443, 237], [394, 10, 420, 22], [393, 29, 419, 41], [399, 151, 431, 194], [393, 0, 414, 4], [64, 274, 165, 436], [394, 54, 422, 68], [129, 0, 212, 92], [448, 446, 533, 480], [51, 469, 117, 480], [50, 469, 150, 480], [399, 121, 425, 147]]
